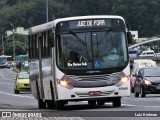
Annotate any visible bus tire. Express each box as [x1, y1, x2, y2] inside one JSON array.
[[112, 97, 121, 107], [46, 100, 55, 109], [36, 81, 46, 109], [55, 101, 64, 110], [46, 81, 55, 109], [88, 100, 96, 106], [97, 100, 105, 105]]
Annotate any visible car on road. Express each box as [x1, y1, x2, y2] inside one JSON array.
[[134, 67, 160, 97], [14, 72, 31, 94], [130, 59, 157, 93]]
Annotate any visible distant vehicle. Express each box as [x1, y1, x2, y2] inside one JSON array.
[[128, 50, 139, 58], [13, 72, 31, 94], [139, 50, 155, 57], [130, 59, 157, 93], [134, 67, 160, 97], [0, 55, 12, 68], [16, 55, 28, 62]]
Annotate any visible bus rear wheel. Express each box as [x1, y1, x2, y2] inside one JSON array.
[[112, 97, 121, 107], [55, 101, 65, 110], [36, 81, 46, 109], [88, 100, 96, 106], [38, 99, 46, 109], [97, 100, 105, 105]]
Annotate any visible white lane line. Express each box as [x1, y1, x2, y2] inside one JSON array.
[[122, 104, 136, 107], [122, 103, 160, 108], [0, 91, 34, 99], [0, 78, 13, 81], [0, 71, 4, 79], [0, 81, 14, 86]]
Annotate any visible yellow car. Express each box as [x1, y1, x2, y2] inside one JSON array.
[[14, 72, 30, 94]]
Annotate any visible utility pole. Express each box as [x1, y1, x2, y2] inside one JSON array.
[[1, 34, 4, 55], [46, 0, 48, 23], [11, 23, 16, 62], [13, 31, 15, 62]]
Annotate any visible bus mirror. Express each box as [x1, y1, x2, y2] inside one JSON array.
[[127, 32, 133, 44]]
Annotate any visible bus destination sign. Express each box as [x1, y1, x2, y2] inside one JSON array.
[[77, 20, 106, 27], [69, 19, 112, 29], [57, 18, 125, 31]]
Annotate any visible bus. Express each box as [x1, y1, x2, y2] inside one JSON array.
[[16, 55, 28, 62], [0, 55, 12, 68], [28, 15, 132, 109], [128, 50, 139, 58]]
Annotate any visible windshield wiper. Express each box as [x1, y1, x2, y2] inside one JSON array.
[[97, 28, 114, 45], [69, 31, 86, 46], [69, 30, 90, 61]]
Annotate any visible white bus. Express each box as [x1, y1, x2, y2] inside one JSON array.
[[28, 15, 132, 109], [0, 55, 12, 68]]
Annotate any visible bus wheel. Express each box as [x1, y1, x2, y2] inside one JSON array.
[[47, 81, 55, 109], [46, 100, 55, 109], [38, 99, 46, 109], [36, 81, 46, 109], [112, 97, 121, 107], [97, 100, 105, 105], [55, 101, 64, 110], [88, 100, 96, 106]]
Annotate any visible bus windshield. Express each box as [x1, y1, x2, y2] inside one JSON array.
[[0, 58, 7, 64], [57, 30, 128, 71]]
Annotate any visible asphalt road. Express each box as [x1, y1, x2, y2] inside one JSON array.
[[0, 68, 160, 120]]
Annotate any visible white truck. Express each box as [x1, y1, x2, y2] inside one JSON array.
[[139, 50, 155, 57]]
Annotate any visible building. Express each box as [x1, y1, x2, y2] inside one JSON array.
[[6, 27, 28, 36]]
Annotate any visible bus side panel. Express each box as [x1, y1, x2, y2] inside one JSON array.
[[41, 58, 53, 100], [29, 60, 39, 99]]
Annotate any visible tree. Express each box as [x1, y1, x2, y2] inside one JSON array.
[[4, 34, 28, 58]]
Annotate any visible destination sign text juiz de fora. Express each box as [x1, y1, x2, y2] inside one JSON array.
[[77, 20, 106, 27]]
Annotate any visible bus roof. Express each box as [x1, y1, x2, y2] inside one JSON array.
[[28, 15, 125, 35], [53, 15, 125, 26]]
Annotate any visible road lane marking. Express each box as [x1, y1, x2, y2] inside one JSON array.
[[0, 91, 34, 99], [0, 81, 14, 86], [0, 71, 4, 79]]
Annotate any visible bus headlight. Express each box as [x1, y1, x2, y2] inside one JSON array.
[[115, 76, 129, 87], [57, 80, 73, 89], [144, 80, 152, 85]]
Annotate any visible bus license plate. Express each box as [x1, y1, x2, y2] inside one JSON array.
[[89, 91, 101, 96]]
